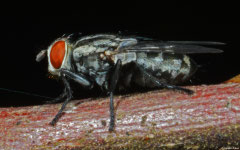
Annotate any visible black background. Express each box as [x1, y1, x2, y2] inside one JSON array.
[[0, 2, 239, 106]]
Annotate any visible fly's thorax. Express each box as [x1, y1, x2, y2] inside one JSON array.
[[72, 38, 119, 58], [47, 38, 73, 76], [104, 51, 137, 65], [73, 52, 110, 74], [72, 51, 112, 88], [73, 46, 137, 72], [73, 45, 104, 57]]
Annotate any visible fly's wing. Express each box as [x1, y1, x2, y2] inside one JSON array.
[[167, 41, 225, 46], [125, 40, 224, 54]]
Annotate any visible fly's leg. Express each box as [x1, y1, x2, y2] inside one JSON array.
[[109, 59, 122, 131], [136, 64, 194, 95], [61, 69, 93, 88], [46, 68, 91, 104], [49, 73, 72, 126], [45, 88, 67, 104], [49, 69, 93, 126]]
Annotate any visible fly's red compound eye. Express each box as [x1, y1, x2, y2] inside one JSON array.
[[50, 41, 66, 69]]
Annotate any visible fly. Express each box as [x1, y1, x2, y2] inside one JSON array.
[[36, 34, 224, 131]]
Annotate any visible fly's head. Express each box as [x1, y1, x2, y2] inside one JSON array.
[[36, 38, 73, 76]]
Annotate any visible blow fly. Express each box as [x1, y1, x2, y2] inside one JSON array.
[[36, 34, 224, 131]]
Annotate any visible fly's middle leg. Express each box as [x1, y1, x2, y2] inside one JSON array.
[[108, 59, 122, 131]]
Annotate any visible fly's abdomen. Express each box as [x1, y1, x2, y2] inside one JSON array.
[[134, 52, 197, 87]]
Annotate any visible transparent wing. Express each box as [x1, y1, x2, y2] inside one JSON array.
[[167, 41, 225, 46], [125, 41, 224, 54]]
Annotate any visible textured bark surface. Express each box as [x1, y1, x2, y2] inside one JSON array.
[[225, 74, 240, 83], [0, 83, 240, 149]]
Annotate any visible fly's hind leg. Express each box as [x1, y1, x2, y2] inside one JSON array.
[[136, 64, 194, 95]]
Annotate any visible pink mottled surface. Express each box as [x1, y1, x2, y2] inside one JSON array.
[[0, 83, 240, 149]]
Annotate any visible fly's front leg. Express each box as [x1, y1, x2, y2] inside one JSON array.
[[49, 69, 93, 126], [61, 69, 93, 89], [136, 64, 194, 95], [46, 87, 67, 104], [109, 59, 122, 131], [49, 73, 72, 126]]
